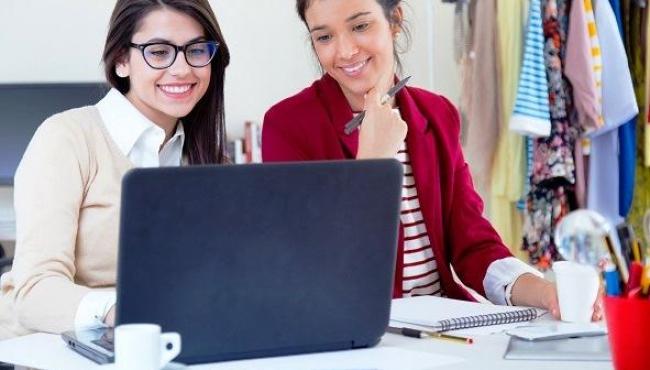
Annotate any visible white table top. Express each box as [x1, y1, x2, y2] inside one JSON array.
[[0, 331, 613, 370]]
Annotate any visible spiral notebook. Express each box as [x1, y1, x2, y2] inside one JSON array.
[[390, 296, 543, 335]]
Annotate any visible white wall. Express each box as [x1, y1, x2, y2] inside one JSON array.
[[429, 2, 460, 104], [0, 0, 455, 138], [0, 1, 460, 240]]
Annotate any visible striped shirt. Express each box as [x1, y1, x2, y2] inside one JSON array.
[[509, 0, 552, 137], [584, 0, 604, 129], [396, 141, 443, 297]]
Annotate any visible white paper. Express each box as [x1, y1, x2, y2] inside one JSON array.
[[390, 296, 545, 335], [189, 346, 464, 370]]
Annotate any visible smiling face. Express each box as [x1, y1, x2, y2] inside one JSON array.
[[305, 0, 400, 110], [116, 7, 211, 131]]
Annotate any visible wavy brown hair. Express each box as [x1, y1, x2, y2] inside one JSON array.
[[103, 0, 230, 164]]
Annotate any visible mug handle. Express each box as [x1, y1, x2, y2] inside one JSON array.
[[159, 332, 182, 368]]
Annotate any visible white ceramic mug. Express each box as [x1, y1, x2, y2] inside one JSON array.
[[553, 261, 599, 323], [114, 324, 181, 370]]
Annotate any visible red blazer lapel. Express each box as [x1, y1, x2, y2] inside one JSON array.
[[397, 88, 439, 245], [314, 74, 359, 158], [398, 87, 465, 298]]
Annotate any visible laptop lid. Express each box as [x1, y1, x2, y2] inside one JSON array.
[[116, 159, 402, 364]]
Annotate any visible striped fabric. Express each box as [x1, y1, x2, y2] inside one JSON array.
[[517, 137, 535, 211], [509, 0, 552, 137], [584, 0, 604, 130], [396, 142, 443, 297]]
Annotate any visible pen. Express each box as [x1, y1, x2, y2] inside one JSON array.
[[386, 326, 473, 344], [343, 76, 412, 135], [604, 262, 621, 296], [604, 234, 629, 285], [640, 262, 650, 296], [632, 239, 642, 263], [626, 261, 643, 296]]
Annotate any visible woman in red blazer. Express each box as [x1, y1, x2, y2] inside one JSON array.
[[263, 0, 600, 319]]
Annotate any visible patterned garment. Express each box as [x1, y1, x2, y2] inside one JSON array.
[[523, 0, 579, 269], [523, 185, 573, 269]]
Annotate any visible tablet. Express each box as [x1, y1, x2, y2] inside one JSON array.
[[505, 323, 607, 341], [61, 328, 114, 364], [503, 335, 611, 361]]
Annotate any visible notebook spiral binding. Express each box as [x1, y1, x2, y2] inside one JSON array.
[[437, 308, 539, 332]]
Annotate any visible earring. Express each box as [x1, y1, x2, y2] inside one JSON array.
[[394, 32, 401, 38], [115, 66, 128, 78]]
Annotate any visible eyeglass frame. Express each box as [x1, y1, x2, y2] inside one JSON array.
[[128, 40, 220, 69]]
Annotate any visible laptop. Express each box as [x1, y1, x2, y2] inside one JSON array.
[[63, 159, 402, 364]]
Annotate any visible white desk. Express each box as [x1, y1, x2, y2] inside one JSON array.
[[0, 331, 613, 370]]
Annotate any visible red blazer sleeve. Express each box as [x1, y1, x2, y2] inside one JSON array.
[[436, 96, 512, 296]]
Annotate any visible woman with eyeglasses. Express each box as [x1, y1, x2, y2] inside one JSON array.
[[262, 0, 603, 320], [0, 0, 229, 339]]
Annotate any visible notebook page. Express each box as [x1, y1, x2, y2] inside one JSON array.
[[390, 296, 545, 336]]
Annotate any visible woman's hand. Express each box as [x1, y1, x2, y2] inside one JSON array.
[[510, 273, 603, 321], [356, 85, 407, 159], [104, 305, 116, 327]]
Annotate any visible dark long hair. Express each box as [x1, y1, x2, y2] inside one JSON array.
[[103, 0, 230, 164], [295, 0, 410, 72]]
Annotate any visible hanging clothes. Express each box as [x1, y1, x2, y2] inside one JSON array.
[[596, 0, 637, 130], [509, 0, 552, 137], [625, 1, 650, 236], [609, 0, 637, 217], [565, 0, 604, 135], [588, 0, 638, 227], [645, 5, 650, 168], [610, 0, 638, 218], [460, 0, 501, 199], [523, 0, 579, 269], [489, 0, 527, 258], [565, 0, 604, 209]]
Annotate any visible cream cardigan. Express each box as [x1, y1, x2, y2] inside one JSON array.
[[0, 106, 132, 339]]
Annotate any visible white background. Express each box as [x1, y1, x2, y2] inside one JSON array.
[[0, 0, 460, 247]]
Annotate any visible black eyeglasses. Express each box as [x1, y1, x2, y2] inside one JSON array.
[[129, 41, 219, 69]]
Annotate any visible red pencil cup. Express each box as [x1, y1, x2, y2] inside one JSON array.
[[604, 296, 650, 370]]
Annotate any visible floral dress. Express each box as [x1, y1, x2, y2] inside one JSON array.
[[523, 0, 581, 269]]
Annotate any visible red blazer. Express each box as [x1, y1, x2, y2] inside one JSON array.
[[262, 74, 513, 300]]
